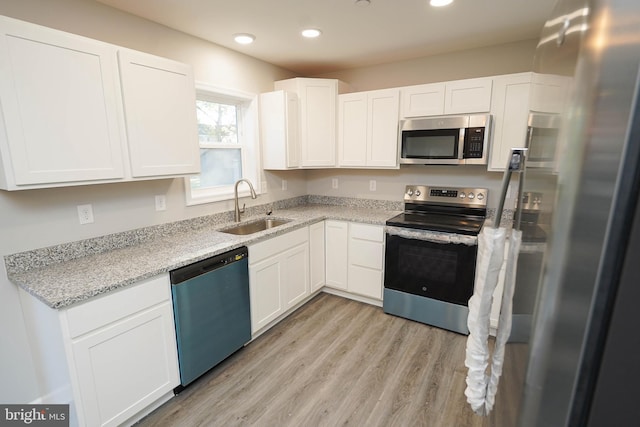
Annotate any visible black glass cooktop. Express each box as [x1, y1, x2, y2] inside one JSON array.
[[386, 212, 485, 236]]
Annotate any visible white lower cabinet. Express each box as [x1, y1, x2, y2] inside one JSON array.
[[249, 227, 310, 335], [309, 221, 326, 292], [19, 275, 180, 427], [325, 220, 384, 301], [325, 220, 348, 290]]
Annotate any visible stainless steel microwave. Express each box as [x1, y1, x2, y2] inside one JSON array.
[[399, 114, 492, 165]]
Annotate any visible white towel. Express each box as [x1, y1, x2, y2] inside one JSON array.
[[464, 226, 507, 415]]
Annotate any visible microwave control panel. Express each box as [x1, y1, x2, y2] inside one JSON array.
[[463, 127, 486, 159]]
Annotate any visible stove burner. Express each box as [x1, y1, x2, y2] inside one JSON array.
[[388, 185, 488, 236], [387, 212, 485, 235]]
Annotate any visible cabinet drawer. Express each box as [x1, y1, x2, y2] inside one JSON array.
[[65, 275, 171, 338], [348, 265, 383, 300], [350, 223, 384, 242], [249, 226, 308, 264], [349, 239, 384, 270]]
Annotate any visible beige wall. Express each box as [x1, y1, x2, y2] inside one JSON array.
[[306, 167, 510, 211], [0, 0, 535, 404], [316, 38, 538, 91]]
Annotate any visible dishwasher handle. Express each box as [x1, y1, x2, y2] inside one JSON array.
[[170, 246, 248, 285]]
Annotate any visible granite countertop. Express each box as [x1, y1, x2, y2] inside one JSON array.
[[6, 202, 400, 310]]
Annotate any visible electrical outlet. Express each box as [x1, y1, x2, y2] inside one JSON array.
[[77, 204, 94, 225], [261, 181, 268, 193], [282, 179, 288, 191], [369, 180, 377, 191], [155, 195, 167, 212], [332, 178, 339, 189]]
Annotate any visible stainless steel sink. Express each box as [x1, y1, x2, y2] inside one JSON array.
[[220, 218, 291, 235]]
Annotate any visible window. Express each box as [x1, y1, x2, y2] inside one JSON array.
[[185, 83, 261, 205]]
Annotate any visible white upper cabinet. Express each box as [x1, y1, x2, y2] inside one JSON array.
[[0, 16, 125, 189], [400, 83, 445, 117], [274, 78, 339, 168], [489, 73, 532, 171], [338, 88, 399, 168], [488, 72, 571, 171], [118, 49, 200, 177], [0, 16, 200, 190], [400, 77, 492, 118], [444, 77, 493, 114], [338, 93, 367, 166], [260, 90, 299, 170], [529, 73, 570, 114]]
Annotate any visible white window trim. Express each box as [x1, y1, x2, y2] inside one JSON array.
[[185, 82, 262, 206]]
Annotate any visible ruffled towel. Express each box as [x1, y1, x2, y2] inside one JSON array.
[[464, 226, 507, 415]]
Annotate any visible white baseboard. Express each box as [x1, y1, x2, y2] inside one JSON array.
[[321, 287, 383, 307], [29, 384, 72, 405]]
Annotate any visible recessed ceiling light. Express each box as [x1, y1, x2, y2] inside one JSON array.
[[430, 0, 453, 6], [301, 28, 322, 38], [355, 0, 371, 6], [233, 33, 255, 44]]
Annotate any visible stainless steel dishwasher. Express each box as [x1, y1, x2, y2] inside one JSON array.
[[170, 246, 251, 391]]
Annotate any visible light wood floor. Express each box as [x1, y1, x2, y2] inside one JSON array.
[[137, 293, 528, 427]]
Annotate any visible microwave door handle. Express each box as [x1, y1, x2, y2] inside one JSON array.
[[458, 128, 466, 159]]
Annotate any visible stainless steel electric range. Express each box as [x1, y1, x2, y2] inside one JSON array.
[[383, 185, 488, 335]]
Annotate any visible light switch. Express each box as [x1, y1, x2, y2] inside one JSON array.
[[332, 178, 339, 189]]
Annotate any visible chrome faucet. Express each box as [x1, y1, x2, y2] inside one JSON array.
[[234, 178, 258, 222]]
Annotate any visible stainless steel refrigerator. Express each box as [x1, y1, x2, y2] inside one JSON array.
[[494, 0, 640, 425]]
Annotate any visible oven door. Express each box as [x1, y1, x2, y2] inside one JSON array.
[[384, 233, 477, 306]]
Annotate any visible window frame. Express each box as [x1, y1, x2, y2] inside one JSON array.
[[184, 82, 262, 206]]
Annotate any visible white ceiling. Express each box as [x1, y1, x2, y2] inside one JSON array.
[[94, 0, 557, 75]]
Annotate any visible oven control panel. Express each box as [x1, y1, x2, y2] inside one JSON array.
[[404, 185, 488, 207]]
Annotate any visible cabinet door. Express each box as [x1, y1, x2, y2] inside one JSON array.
[[325, 220, 348, 290], [309, 221, 326, 292], [299, 79, 337, 167], [444, 77, 493, 114], [488, 73, 531, 171], [367, 89, 400, 168], [283, 242, 310, 309], [71, 302, 179, 427], [0, 16, 125, 187], [348, 265, 383, 300], [530, 73, 569, 114], [400, 83, 445, 117], [338, 93, 367, 166], [118, 49, 200, 177], [249, 256, 283, 333], [260, 90, 299, 169]]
